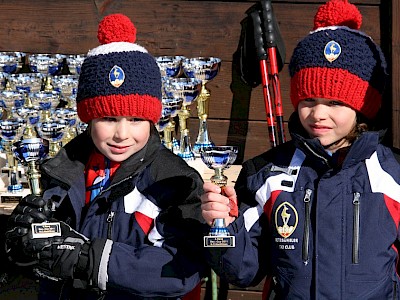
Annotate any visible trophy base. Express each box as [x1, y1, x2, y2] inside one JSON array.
[[0, 188, 30, 204], [204, 235, 235, 248]]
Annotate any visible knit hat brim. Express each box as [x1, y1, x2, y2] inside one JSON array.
[[290, 67, 382, 119], [77, 93, 162, 124]]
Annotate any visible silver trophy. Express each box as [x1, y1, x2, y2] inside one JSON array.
[[13, 137, 60, 239], [157, 96, 182, 151], [156, 55, 185, 78], [200, 145, 238, 247], [28, 53, 65, 76], [7, 73, 44, 93], [0, 52, 23, 74], [13, 137, 49, 196], [182, 57, 221, 154], [0, 117, 26, 199], [65, 54, 86, 75], [36, 117, 69, 158], [165, 78, 202, 160], [51, 74, 79, 106]]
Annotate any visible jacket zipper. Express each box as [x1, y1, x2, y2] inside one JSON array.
[[106, 211, 115, 239], [352, 192, 361, 264], [302, 189, 312, 264]]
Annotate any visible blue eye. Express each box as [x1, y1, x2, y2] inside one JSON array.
[[102, 117, 117, 122], [330, 101, 343, 106]]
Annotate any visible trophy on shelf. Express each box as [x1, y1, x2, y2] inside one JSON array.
[[0, 117, 26, 202], [0, 85, 26, 201], [182, 57, 221, 154], [156, 55, 185, 78], [52, 74, 79, 107], [166, 78, 202, 160], [158, 96, 182, 151], [200, 145, 238, 247], [65, 54, 86, 75], [36, 117, 69, 158], [0, 52, 24, 74], [7, 73, 44, 93], [28, 53, 65, 76]]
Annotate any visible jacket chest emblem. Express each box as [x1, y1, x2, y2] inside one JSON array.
[[275, 202, 298, 238]]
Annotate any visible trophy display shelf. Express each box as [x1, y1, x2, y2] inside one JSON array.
[[0, 156, 241, 216]]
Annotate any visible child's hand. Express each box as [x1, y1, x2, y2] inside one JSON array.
[[201, 182, 238, 226]]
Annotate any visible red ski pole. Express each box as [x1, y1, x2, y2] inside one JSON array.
[[261, 0, 286, 145], [250, 9, 278, 148]]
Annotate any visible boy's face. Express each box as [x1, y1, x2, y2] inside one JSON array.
[[298, 98, 357, 152], [91, 116, 151, 162]]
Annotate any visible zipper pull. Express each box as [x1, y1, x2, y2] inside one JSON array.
[[107, 211, 115, 223]]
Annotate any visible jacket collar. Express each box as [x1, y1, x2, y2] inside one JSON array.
[[41, 124, 162, 188], [288, 112, 384, 169]]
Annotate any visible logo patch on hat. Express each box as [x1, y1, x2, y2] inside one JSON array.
[[109, 65, 125, 88], [324, 40, 341, 63]]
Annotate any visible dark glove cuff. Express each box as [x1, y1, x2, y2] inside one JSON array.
[[75, 238, 108, 288]]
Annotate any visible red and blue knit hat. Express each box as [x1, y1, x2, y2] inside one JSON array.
[[289, 0, 388, 119], [76, 14, 162, 124]]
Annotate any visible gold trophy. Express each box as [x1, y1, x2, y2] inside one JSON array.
[[165, 78, 201, 160], [182, 57, 221, 154], [14, 136, 60, 239]]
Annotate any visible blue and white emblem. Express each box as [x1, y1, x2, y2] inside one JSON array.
[[109, 65, 125, 88], [324, 40, 341, 63]]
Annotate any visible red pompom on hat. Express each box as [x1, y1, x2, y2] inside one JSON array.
[[97, 13, 137, 44], [313, 0, 362, 30]]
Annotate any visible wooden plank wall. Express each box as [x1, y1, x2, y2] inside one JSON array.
[[0, 0, 395, 299], [0, 0, 392, 164]]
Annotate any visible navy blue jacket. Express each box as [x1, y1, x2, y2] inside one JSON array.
[[38, 126, 207, 299], [208, 123, 400, 299]]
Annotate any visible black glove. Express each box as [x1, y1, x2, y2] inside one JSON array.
[[5, 194, 54, 266], [25, 221, 106, 289]]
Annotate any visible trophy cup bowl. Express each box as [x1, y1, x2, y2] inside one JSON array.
[[30, 90, 61, 122], [156, 55, 185, 78], [54, 107, 78, 145], [7, 73, 44, 93], [13, 137, 49, 195], [28, 53, 65, 76], [52, 74, 79, 98], [0, 52, 20, 74], [36, 118, 69, 157], [65, 54, 86, 75], [182, 57, 221, 154], [0, 88, 25, 119], [200, 145, 238, 247], [16, 105, 41, 139]]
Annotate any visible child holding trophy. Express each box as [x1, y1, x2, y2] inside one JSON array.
[[5, 14, 207, 299], [201, 0, 400, 298]]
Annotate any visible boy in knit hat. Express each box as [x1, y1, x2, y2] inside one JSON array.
[[200, 0, 400, 298], [5, 14, 206, 299]]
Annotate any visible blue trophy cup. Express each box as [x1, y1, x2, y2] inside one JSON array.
[[13, 138, 49, 196]]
